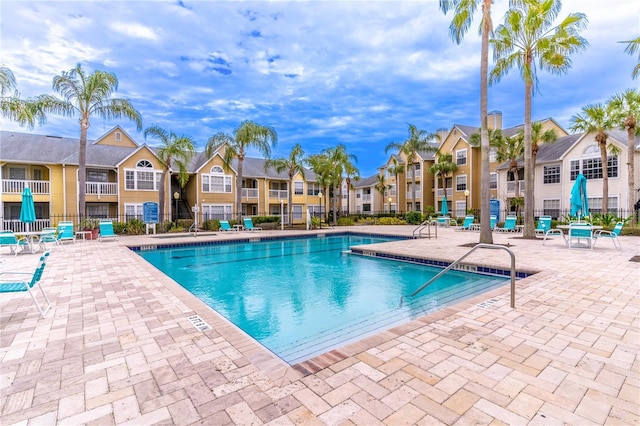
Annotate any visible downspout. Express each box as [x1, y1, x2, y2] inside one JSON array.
[[62, 164, 67, 219]]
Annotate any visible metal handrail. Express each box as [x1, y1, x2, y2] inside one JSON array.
[[402, 243, 516, 308], [412, 219, 437, 239]]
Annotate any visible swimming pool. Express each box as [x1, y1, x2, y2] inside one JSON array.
[[137, 234, 510, 364]]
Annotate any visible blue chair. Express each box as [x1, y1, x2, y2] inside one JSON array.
[[592, 222, 623, 250], [535, 216, 552, 235], [0, 231, 28, 255], [38, 227, 62, 251], [436, 216, 452, 227], [219, 220, 233, 231], [243, 218, 262, 231], [568, 223, 593, 249], [456, 215, 475, 231], [56, 221, 76, 244], [495, 216, 517, 232], [490, 215, 497, 230], [0, 251, 52, 317], [99, 220, 118, 241]]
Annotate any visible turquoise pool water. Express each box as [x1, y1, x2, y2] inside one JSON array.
[[138, 234, 509, 364]]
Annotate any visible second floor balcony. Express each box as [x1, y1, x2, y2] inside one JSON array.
[[2, 179, 50, 194], [437, 188, 453, 198], [86, 182, 118, 198], [362, 194, 372, 202], [269, 189, 289, 199], [507, 180, 526, 193], [242, 188, 259, 199]]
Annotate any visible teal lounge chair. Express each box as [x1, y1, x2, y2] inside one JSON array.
[[495, 215, 517, 232], [243, 218, 262, 231], [436, 216, 454, 227], [99, 220, 118, 241], [490, 215, 497, 230], [535, 216, 552, 235], [456, 215, 475, 231], [219, 220, 234, 231], [568, 223, 593, 249], [38, 227, 62, 251], [592, 222, 623, 250], [0, 231, 28, 255], [56, 221, 76, 244], [0, 251, 52, 317]]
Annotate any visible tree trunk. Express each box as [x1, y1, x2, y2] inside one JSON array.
[[627, 117, 636, 224], [288, 176, 293, 228], [78, 116, 89, 222], [236, 159, 244, 223], [523, 78, 535, 239], [478, 0, 493, 244]]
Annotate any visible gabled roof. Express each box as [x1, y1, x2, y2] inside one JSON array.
[[352, 173, 379, 188], [62, 144, 139, 167], [608, 129, 640, 148], [1, 131, 80, 164], [93, 125, 139, 147], [494, 132, 583, 170]]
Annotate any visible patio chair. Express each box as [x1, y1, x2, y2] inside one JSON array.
[[98, 220, 118, 241], [456, 215, 475, 231], [490, 215, 497, 230], [219, 220, 234, 231], [243, 218, 262, 231], [38, 227, 62, 251], [0, 251, 52, 317], [592, 222, 623, 250], [535, 216, 552, 235], [568, 223, 593, 249], [56, 221, 76, 244], [0, 231, 28, 256], [436, 216, 452, 227], [495, 216, 517, 232]]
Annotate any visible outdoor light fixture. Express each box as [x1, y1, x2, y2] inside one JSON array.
[[464, 189, 470, 214]]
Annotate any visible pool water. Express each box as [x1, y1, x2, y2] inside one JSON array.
[[138, 235, 509, 364]]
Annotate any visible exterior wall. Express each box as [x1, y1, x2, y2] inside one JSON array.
[[117, 147, 167, 216], [94, 127, 138, 148]]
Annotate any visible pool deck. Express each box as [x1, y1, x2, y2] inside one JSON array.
[[1, 226, 638, 425]]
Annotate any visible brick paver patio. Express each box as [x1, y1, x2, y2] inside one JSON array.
[[1, 226, 638, 425]]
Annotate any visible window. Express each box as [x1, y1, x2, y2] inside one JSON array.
[[456, 149, 467, 166], [125, 204, 143, 221], [414, 162, 421, 171], [32, 168, 44, 181], [125, 160, 161, 191], [490, 173, 497, 189], [572, 156, 619, 180], [202, 166, 232, 193], [307, 183, 321, 196], [588, 196, 619, 214], [115, 132, 122, 142], [202, 204, 232, 220], [87, 204, 109, 218], [455, 201, 466, 217], [570, 160, 580, 181], [543, 165, 560, 184], [489, 148, 497, 163], [292, 205, 303, 220], [456, 175, 467, 192], [9, 167, 26, 180], [87, 170, 108, 183], [542, 199, 560, 219], [294, 181, 304, 195], [363, 204, 371, 212]]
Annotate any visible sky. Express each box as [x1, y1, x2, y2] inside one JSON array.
[[1, 0, 637, 177]]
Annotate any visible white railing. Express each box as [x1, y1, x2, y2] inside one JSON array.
[[507, 180, 525, 193], [242, 188, 259, 198], [2, 179, 50, 194], [437, 188, 453, 197], [86, 182, 118, 198], [2, 219, 51, 232], [406, 190, 421, 199], [269, 189, 288, 199], [362, 194, 372, 202]]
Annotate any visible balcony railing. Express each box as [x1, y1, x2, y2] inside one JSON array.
[[269, 189, 288, 199], [242, 188, 259, 198], [406, 190, 421, 199], [2, 218, 51, 232], [86, 182, 118, 198], [507, 180, 525, 193], [2, 179, 50, 194], [437, 188, 453, 198], [362, 194, 372, 202]]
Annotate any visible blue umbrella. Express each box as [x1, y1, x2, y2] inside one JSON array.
[[441, 196, 449, 216], [19, 186, 36, 231], [570, 174, 589, 220]]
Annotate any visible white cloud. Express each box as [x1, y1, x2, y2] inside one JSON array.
[[108, 22, 160, 41]]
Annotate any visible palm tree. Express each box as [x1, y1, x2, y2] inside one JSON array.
[[51, 64, 142, 220], [265, 143, 306, 228], [530, 121, 558, 166], [570, 103, 615, 214], [608, 89, 640, 222], [0, 66, 56, 130], [385, 124, 437, 212], [495, 131, 525, 200], [205, 120, 277, 223], [320, 144, 358, 225], [428, 152, 457, 213], [439, 0, 494, 244], [343, 163, 360, 216], [490, 0, 587, 238], [374, 174, 389, 213], [307, 154, 332, 222], [620, 36, 640, 79], [143, 126, 195, 227]]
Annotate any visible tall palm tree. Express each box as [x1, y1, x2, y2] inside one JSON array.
[[307, 154, 330, 222], [385, 124, 437, 212], [374, 174, 389, 213], [530, 121, 558, 166], [343, 163, 360, 216], [205, 120, 277, 223], [570, 103, 615, 214], [143, 126, 195, 226], [495, 131, 525, 200], [490, 0, 587, 238], [620, 36, 640, 79], [439, 0, 494, 244], [428, 152, 457, 212], [387, 157, 405, 200], [608, 89, 640, 222], [52, 64, 142, 219], [0, 66, 57, 130], [320, 144, 358, 225], [265, 143, 306, 228]]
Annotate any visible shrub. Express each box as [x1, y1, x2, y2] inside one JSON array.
[[202, 219, 220, 231], [405, 211, 423, 225], [377, 217, 407, 225], [252, 216, 279, 224], [337, 217, 354, 226], [126, 218, 146, 235], [113, 222, 127, 234]]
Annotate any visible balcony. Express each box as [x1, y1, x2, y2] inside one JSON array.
[[269, 189, 288, 199], [437, 188, 453, 198], [362, 194, 371, 202], [507, 180, 525, 193], [242, 188, 259, 199], [86, 182, 118, 198], [2, 179, 50, 194]]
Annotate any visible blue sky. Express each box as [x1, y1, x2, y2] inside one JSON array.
[[1, 0, 637, 177]]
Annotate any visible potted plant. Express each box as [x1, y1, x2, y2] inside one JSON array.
[[81, 218, 100, 240]]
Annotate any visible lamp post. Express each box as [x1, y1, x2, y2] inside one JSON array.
[[173, 191, 180, 222], [388, 197, 392, 214], [318, 191, 323, 228], [464, 189, 470, 215]]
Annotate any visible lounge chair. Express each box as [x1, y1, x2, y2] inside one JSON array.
[[490, 215, 497, 230], [568, 223, 593, 249], [436, 216, 451, 227], [592, 222, 623, 250], [219, 220, 234, 231], [495, 215, 517, 232], [0, 231, 28, 255], [243, 218, 262, 231], [38, 227, 62, 251], [99, 220, 118, 241], [535, 216, 552, 235], [456, 215, 475, 231], [0, 251, 52, 317], [56, 221, 76, 244]]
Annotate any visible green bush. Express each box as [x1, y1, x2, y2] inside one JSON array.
[[113, 222, 127, 234], [202, 219, 220, 231], [337, 217, 355, 226], [126, 218, 146, 235], [252, 216, 280, 224], [405, 211, 423, 225], [377, 217, 407, 225]]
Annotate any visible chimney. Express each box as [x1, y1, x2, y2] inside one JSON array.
[[436, 128, 449, 144], [488, 111, 502, 130]]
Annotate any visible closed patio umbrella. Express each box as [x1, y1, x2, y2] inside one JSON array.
[[441, 196, 448, 216], [19, 186, 36, 232], [570, 173, 589, 221]]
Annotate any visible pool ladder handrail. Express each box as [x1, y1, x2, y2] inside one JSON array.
[[412, 219, 437, 239], [189, 222, 198, 237], [402, 243, 516, 308]]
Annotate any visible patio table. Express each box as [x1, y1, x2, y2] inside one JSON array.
[[14, 231, 43, 253]]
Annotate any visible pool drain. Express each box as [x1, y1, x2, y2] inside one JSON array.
[[187, 315, 211, 332]]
